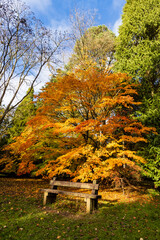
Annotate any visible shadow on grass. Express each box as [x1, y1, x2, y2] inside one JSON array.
[[1, 194, 160, 240], [0, 178, 160, 240]]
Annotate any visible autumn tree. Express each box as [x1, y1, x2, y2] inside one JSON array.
[[0, 0, 65, 126], [1, 67, 156, 183]]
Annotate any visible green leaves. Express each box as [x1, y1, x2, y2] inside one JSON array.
[[114, 0, 160, 187], [67, 25, 115, 70], [9, 88, 36, 141], [115, 0, 160, 95]]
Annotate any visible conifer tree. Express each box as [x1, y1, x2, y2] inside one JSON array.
[[115, 0, 160, 97], [114, 0, 160, 186]]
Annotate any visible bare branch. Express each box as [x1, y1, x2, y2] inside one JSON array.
[[0, 0, 67, 125]]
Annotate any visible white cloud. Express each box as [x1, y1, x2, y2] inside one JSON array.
[[112, 17, 122, 36], [2, 76, 34, 107], [2, 65, 51, 107], [50, 18, 71, 33], [34, 66, 52, 93]]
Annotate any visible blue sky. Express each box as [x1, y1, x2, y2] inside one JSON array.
[[24, 0, 126, 36], [19, 0, 126, 94], [3, 0, 127, 106]]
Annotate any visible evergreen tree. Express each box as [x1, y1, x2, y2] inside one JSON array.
[[137, 93, 160, 188], [9, 88, 36, 140], [114, 0, 160, 186], [115, 0, 160, 97]]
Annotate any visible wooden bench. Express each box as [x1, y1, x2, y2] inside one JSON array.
[[41, 177, 101, 213]]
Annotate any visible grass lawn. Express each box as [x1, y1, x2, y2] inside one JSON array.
[[0, 178, 160, 240]]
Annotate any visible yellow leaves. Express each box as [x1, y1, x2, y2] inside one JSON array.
[[117, 151, 145, 163], [2, 66, 153, 182], [140, 126, 157, 135], [65, 118, 80, 125], [119, 135, 147, 143], [55, 105, 72, 112], [54, 124, 74, 134], [98, 96, 115, 108], [123, 121, 157, 136], [75, 119, 98, 133], [95, 148, 109, 158], [106, 141, 122, 149], [53, 118, 80, 135]]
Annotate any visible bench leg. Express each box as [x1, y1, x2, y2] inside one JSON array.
[[92, 198, 98, 210], [43, 192, 57, 205], [86, 198, 93, 213], [86, 198, 98, 213]]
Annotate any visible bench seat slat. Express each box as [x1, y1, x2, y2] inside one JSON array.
[[41, 188, 101, 199], [50, 180, 99, 190]]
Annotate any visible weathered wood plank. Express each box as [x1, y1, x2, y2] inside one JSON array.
[[50, 180, 99, 190], [41, 188, 101, 199]]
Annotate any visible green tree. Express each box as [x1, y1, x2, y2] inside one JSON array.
[[114, 0, 160, 186], [67, 25, 115, 70], [9, 88, 36, 140], [0, 88, 36, 174], [115, 0, 160, 97], [137, 93, 160, 188], [0, 107, 11, 147]]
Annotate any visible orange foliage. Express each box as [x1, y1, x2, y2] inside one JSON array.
[[1, 66, 156, 181]]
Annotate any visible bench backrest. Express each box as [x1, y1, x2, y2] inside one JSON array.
[[50, 178, 99, 194]]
